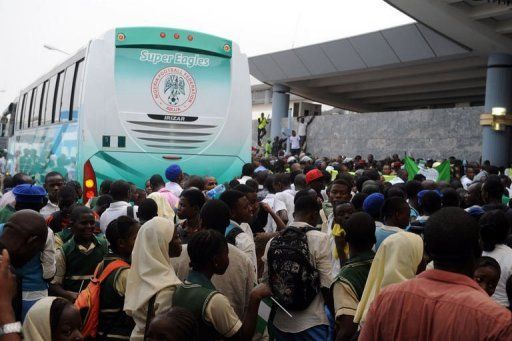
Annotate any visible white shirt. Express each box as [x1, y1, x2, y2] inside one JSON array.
[[321, 189, 328, 202], [276, 190, 295, 224], [99, 201, 139, 233], [262, 193, 287, 233], [42, 228, 56, 280], [289, 136, 300, 149], [482, 244, 512, 307], [474, 170, 488, 183], [164, 181, 183, 197], [230, 220, 257, 273], [239, 222, 254, 242], [0, 191, 15, 209], [262, 222, 332, 333], [171, 244, 257, 319], [238, 175, 253, 185], [298, 122, 307, 136], [326, 213, 340, 278], [24, 228, 56, 301], [461, 175, 473, 190], [389, 176, 405, 185], [40, 201, 59, 219]]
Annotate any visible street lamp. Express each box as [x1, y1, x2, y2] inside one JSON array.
[[43, 44, 70, 55]]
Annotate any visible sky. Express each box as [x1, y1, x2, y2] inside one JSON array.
[[0, 0, 414, 110]]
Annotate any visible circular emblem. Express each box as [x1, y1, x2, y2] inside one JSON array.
[[151, 67, 197, 113]]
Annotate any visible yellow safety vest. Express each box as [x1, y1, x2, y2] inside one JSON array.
[[258, 117, 268, 129]]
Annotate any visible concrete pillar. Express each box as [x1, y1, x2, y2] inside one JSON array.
[[270, 84, 290, 139], [264, 89, 271, 105], [482, 53, 512, 167]]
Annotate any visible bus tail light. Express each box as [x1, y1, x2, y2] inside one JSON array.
[[83, 160, 97, 202]]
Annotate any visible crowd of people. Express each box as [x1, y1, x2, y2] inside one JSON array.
[[1, 152, 512, 340]]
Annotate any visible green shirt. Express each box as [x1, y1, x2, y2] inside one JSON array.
[[0, 205, 15, 224], [173, 271, 220, 341], [334, 251, 375, 300]]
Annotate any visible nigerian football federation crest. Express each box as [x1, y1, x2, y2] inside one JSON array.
[[151, 67, 197, 113]]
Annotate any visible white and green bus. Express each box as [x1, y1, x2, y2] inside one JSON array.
[[4, 27, 251, 201]]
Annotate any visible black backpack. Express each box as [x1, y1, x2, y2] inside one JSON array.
[[267, 226, 320, 311], [225, 226, 244, 245], [408, 220, 426, 236]]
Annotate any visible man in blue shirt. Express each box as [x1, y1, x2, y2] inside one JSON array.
[[0, 208, 48, 321], [0, 184, 55, 320]]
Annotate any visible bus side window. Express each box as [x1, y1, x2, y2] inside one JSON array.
[[19, 92, 30, 130], [39, 80, 49, 126], [70, 59, 84, 121], [8, 103, 16, 136], [54, 71, 64, 124], [45, 75, 57, 125], [27, 88, 37, 129], [60, 64, 75, 122], [32, 84, 43, 128], [16, 94, 25, 131]]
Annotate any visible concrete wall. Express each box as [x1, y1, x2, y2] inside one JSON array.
[[252, 106, 483, 161]]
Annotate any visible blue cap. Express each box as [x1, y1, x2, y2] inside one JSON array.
[[165, 164, 182, 182], [417, 190, 442, 206], [466, 206, 485, 219], [254, 166, 267, 173], [12, 184, 47, 203], [363, 193, 385, 218]]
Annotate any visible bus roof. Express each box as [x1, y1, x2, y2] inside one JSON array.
[[115, 27, 233, 58], [20, 47, 86, 95], [17, 26, 235, 99]]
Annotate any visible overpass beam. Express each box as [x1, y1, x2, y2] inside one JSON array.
[[482, 53, 512, 168], [270, 84, 290, 140]]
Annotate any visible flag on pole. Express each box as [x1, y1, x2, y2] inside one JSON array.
[[256, 298, 274, 339], [404, 156, 451, 182], [404, 156, 419, 181], [436, 160, 451, 182]]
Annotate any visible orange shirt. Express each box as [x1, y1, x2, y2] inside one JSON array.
[[360, 269, 512, 341]]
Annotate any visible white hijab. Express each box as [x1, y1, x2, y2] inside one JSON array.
[[354, 231, 423, 323], [124, 216, 181, 314], [23, 297, 57, 341], [147, 192, 175, 219]]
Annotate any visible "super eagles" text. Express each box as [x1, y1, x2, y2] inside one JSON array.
[[139, 50, 210, 68]]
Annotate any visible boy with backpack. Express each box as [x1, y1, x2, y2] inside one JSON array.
[[75, 216, 139, 339], [262, 195, 332, 340]]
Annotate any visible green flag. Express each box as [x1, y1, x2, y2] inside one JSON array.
[[404, 156, 419, 181], [436, 160, 451, 182]]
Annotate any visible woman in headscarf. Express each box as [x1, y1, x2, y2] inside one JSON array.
[[23, 296, 83, 341], [354, 231, 424, 324], [146, 192, 175, 220], [124, 216, 182, 340]]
